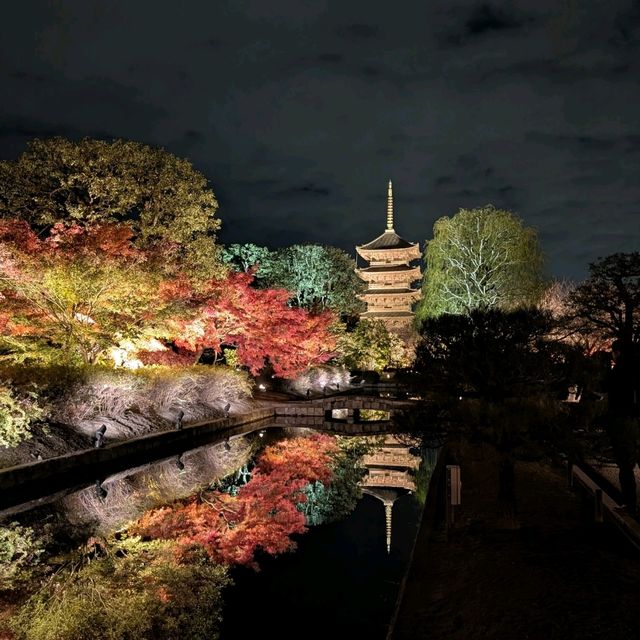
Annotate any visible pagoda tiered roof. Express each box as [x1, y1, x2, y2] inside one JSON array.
[[357, 264, 419, 273], [357, 230, 417, 251], [354, 181, 422, 336], [361, 287, 419, 296]]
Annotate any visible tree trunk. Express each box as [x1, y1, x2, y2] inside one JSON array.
[[498, 453, 517, 522], [193, 347, 205, 366]]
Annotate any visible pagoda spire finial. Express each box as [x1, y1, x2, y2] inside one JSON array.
[[386, 180, 394, 232]]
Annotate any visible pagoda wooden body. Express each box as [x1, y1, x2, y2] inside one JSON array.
[[355, 182, 422, 336]]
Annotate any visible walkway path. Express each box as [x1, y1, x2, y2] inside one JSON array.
[[390, 443, 640, 640]]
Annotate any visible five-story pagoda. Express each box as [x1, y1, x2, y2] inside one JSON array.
[[355, 181, 422, 338]]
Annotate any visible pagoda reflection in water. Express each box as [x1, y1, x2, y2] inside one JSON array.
[[360, 434, 422, 553]]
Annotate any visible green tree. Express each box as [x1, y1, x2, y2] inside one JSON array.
[[266, 244, 365, 315], [221, 243, 273, 279], [297, 437, 373, 525], [0, 383, 45, 447], [338, 320, 409, 371], [0, 137, 223, 279], [416, 205, 546, 320]]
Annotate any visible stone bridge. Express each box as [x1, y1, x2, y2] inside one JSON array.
[[272, 395, 416, 432]]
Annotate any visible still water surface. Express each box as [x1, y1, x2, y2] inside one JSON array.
[[1, 427, 435, 640], [222, 490, 423, 639]]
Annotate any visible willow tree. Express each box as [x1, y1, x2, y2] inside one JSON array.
[[416, 205, 546, 320], [0, 137, 223, 279]]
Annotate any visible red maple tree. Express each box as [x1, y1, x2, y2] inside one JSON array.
[[154, 271, 337, 377], [132, 434, 339, 569]]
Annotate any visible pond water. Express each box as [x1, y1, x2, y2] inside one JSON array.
[[0, 427, 437, 640], [222, 491, 423, 640]]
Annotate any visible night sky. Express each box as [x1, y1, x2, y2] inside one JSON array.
[[1, 0, 639, 279]]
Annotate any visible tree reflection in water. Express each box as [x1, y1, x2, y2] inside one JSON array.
[[1, 430, 436, 640]]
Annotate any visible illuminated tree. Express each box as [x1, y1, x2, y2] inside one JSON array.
[[337, 320, 410, 371], [0, 219, 170, 365], [0, 137, 223, 279], [539, 279, 608, 354], [416, 206, 546, 320], [298, 437, 371, 525], [133, 435, 338, 569], [266, 244, 365, 315], [10, 538, 230, 640], [221, 243, 273, 279], [165, 272, 337, 377]]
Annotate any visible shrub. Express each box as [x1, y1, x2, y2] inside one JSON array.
[[283, 365, 352, 396], [0, 522, 48, 590], [10, 537, 230, 640], [0, 383, 45, 448], [52, 365, 253, 439]]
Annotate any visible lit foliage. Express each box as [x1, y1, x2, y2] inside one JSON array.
[[221, 243, 274, 278], [10, 537, 230, 640], [337, 319, 410, 371], [0, 382, 45, 448], [283, 364, 352, 396], [0, 220, 337, 376], [56, 365, 253, 436], [417, 205, 546, 320], [165, 271, 337, 377], [266, 244, 365, 315], [0, 522, 48, 589], [132, 434, 338, 569], [0, 220, 172, 365], [569, 252, 640, 351], [0, 137, 224, 279], [297, 437, 372, 526]]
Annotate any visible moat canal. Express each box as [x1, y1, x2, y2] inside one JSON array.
[[1, 426, 437, 640]]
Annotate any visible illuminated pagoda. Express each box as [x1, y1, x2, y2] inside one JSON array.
[[355, 181, 422, 337]]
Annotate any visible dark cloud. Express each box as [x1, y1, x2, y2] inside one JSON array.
[[361, 66, 381, 77], [465, 4, 525, 36], [525, 132, 619, 152], [317, 53, 343, 63], [0, 0, 638, 279], [274, 183, 331, 198], [9, 71, 46, 83], [612, 2, 640, 46], [339, 24, 380, 39]]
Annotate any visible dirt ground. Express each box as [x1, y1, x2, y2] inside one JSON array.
[[391, 443, 640, 640]]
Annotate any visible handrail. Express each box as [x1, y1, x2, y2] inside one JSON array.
[[570, 463, 640, 551]]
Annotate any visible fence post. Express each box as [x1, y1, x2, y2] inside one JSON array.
[[594, 488, 604, 523], [445, 465, 461, 533]]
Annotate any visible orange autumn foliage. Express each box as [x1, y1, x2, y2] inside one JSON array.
[[132, 435, 338, 569]]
